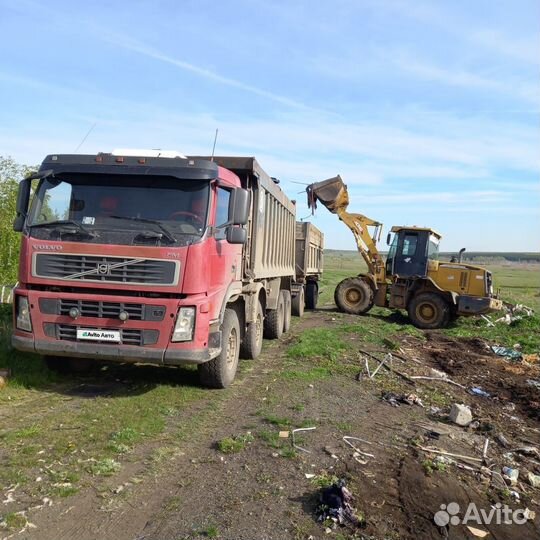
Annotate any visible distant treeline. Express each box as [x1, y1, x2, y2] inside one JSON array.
[[325, 249, 540, 263]]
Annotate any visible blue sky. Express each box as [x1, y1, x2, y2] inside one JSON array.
[[1, 0, 539, 252]]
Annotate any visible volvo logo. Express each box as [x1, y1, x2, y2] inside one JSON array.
[[97, 263, 111, 275], [32, 244, 63, 250]]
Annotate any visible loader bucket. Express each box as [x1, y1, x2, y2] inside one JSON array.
[[307, 175, 349, 214]]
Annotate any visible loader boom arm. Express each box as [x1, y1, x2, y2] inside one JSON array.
[[307, 175, 386, 281]]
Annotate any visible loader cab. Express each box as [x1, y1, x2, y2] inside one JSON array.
[[386, 227, 440, 278]]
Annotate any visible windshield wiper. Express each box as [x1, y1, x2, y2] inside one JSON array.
[[30, 219, 96, 238], [109, 215, 177, 244]]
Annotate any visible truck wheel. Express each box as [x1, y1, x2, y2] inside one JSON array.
[[240, 301, 264, 359], [408, 292, 450, 329], [264, 293, 285, 339], [198, 308, 240, 388], [282, 290, 292, 333], [305, 281, 318, 310], [292, 287, 305, 317], [334, 277, 373, 314]]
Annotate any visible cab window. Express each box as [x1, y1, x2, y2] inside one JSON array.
[[402, 234, 418, 256], [215, 187, 230, 240], [428, 235, 440, 260]]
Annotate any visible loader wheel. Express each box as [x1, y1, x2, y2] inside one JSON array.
[[240, 301, 264, 360], [408, 293, 450, 329], [264, 292, 285, 339], [305, 281, 319, 310], [198, 308, 240, 388], [292, 286, 305, 317], [334, 277, 374, 314]]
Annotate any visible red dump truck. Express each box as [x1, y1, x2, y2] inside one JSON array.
[[11, 152, 323, 387]]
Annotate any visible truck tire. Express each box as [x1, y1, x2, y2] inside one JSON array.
[[305, 281, 318, 310], [407, 292, 450, 329], [264, 292, 285, 339], [292, 287, 305, 317], [240, 301, 264, 360], [334, 277, 373, 314], [282, 290, 292, 333], [198, 308, 240, 388]]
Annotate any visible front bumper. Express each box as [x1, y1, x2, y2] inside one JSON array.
[[457, 295, 503, 316], [12, 332, 221, 365]]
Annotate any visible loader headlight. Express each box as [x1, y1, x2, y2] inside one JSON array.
[[172, 307, 195, 342], [16, 296, 32, 332]]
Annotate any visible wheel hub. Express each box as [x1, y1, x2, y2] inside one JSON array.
[[418, 303, 436, 322], [226, 328, 238, 366], [345, 288, 362, 305]]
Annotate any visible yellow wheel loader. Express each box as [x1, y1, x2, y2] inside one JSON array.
[[307, 176, 503, 329]]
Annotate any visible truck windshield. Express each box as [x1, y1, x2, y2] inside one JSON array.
[[27, 174, 210, 246]]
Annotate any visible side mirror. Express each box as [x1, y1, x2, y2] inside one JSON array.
[[386, 233, 391, 246], [226, 226, 247, 245], [228, 188, 250, 225], [13, 177, 31, 232]]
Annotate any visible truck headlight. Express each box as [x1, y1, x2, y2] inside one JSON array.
[[16, 296, 32, 332], [172, 307, 195, 342]]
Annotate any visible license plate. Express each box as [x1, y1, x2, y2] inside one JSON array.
[[76, 328, 121, 342]]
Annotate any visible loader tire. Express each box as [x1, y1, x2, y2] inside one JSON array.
[[264, 292, 285, 339], [292, 287, 305, 317], [198, 308, 240, 388], [282, 290, 292, 333], [240, 301, 264, 360], [408, 292, 450, 329], [305, 281, 319, 310], [334, 277, 374, 314]]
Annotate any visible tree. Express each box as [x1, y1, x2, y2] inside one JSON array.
[[0, 157, 35, 285]]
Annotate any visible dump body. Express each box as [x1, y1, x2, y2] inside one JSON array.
[[191, 157, 296, 281], [295, 222, 324, 281]]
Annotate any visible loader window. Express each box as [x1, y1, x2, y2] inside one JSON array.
[[428, 235, 440, 260], [402, 234, 418, 257]]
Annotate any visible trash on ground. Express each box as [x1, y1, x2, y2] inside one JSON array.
[[278, 431, 290, 438], [316, 479, 363, 527], [527, 472, 540, 488], [470, 387, 491, 398], [495, 433, 510, 448], [343, 436, 376, 459], [502, 466, 519, 485], [526, 379, 540, 390], [449, 403, 473, 426], [491, 345, 522, 361], [466, 525, 489, 538], [382, 392, 424, 408], [292, 427, 316, 454]]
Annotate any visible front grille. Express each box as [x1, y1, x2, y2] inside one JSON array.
[[59, 299, 144, 320], [34, 253, 178, 286], [54, 324, 159, 346], [39, 298, 166, 321]]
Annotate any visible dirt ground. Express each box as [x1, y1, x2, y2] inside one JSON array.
[[2, 310, 540, 540]]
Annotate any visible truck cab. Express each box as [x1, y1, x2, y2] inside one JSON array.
[[12, 151, 250, 387]]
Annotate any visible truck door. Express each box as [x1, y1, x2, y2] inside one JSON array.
[[210, 187, 242, 295], [393, 231, 428, 278]]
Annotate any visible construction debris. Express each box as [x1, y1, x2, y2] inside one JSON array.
[[491, 345, 522, 361], [292, 427, 316, 454], [449, 404, 473, 426], [382, 392, 424, 408]]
